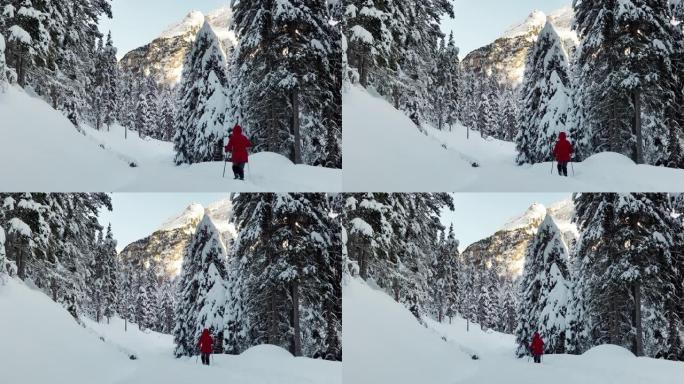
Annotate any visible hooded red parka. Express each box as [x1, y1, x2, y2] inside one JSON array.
[[553, 132, 574, 162], [530, 332, 544, 356], [225, 124, 252, 163], [198, 329, 213, 354]]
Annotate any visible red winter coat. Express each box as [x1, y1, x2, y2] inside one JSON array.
[[225, 124, 252, 164], [198, 329, 213, 354], [530, 332, 544, 356], [553, 132, 574, 162]]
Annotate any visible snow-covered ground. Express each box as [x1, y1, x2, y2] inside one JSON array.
[[0, 86, 341, 192], [343, 277, 684, 384], [0, 277, 341, 384], [343, 85, 684, 192]]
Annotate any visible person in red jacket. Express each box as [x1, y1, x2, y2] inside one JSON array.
[[529, 331, 545, 364], [553, 132, 574, 177], [198, 328, 213, 366], [225, 124, 252, 181]]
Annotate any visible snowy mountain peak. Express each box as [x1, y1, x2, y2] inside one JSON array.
[[120, 6, 236, 86], [502, 203, 548, 231], [161, 11, 206, 39], [504, 10, 548, 39], [159, 203, 205, 232], [462, 5, 576, 86]]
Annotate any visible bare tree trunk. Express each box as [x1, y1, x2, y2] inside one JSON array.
[[291, 88, 303, 164], [359, 54, 368, 88], [291, 280, 302, 357], [15, 243, 25, 280], [358, 244, 368, 280], [633, 89, 644, 164], [633, 282, 644, 356]]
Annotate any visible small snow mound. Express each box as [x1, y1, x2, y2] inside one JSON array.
[[582, 344, 636, 360], [240, 345, 294, 361], [582, 152, 637, 168]]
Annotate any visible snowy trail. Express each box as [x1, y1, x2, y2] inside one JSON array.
[[343, 85, 684, 192], [0, 278, 341, 384], [344, 278, 684, 384], [0, 86, 341, 192]]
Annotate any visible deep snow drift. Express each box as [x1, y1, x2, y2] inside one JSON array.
[[0, 278, 341, 384], [0, 86, 341, 192], [343, 277, 684, 384], [342, 85, 684, 192]]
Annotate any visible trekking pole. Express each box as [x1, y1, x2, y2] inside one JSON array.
[[571, 161, 575, 176], [222, 156, 228, 178], [550, 160, 555, 175]]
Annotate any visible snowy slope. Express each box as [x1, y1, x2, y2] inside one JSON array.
[[342, 85, 684, 192], [0, 86, 341, 192], [344, 277, 684, 384], [343, 278, 478, 384], [0, 278, 341, 384]]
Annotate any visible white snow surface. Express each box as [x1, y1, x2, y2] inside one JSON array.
[[0, 86, 341, 192], [344, 277, 684, 384], [0, 278, 341, 384], [343, 85, 684, 191]]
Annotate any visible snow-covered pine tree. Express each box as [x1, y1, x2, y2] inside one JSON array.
[[430, 33, 460, 131], [101, 225, 117, 323], [498, 87, 518, 141], [479, 265, 500, 331], [1, 0, 50, 87], [230, 0, 340, 166], [174, 214, 228, 357], [477, 86, 497, 139], [0, 193, 112, 314], [157, 86, 176, 141], [226, 193, 341, 359], [0, 32, 10, 88], [573, 0, 684, 166], [344, 0, 394, 87], [515, 214, 570, 356], [159, 279, 175, 334], [516, 22, 571, 165], [0, 225, 6, 280], [570, 193, 682, 358], [174, 21, 229, 165], [344, 193, 454, 318], [101, 32, 118, 131]]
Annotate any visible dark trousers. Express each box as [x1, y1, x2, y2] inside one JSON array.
[[201, 353, 210, 365], [557, 162, 568, 177], [233, 162, 246, 180], [533, 354, 541, 363]]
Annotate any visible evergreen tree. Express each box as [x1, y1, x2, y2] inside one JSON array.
[[516, 214, 570, 356], [174, 214, 228, 357], [226, 193, 341, 359], [569, 193, 682, 357], [0, 225, 6, 280], [231, 0, 341, 167], [572, 0, 684, 165], [101, 224, 118, 323], [0, 193, 112, 313], [516, 22, 571, 165], [174, 22, 229, 165], [0, 32, 10, 88], [430, 33, 460, 131]]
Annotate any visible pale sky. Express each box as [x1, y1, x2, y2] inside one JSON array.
[[98, 0, 229, 59], [441, 0, 571, 58], [441, 193, 571, 252], [98, 193, 229, 252]]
